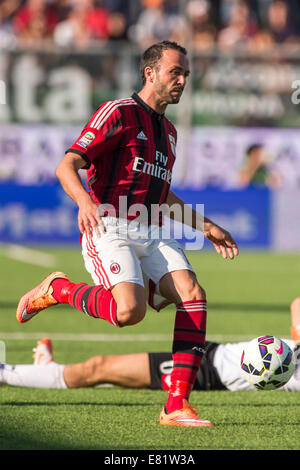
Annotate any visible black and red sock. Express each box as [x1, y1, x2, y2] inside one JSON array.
[[165, 299, 207, 413], [51, 278, 118, 326]]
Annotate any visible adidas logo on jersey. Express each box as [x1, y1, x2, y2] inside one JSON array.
[[137, 131, 148, 140]]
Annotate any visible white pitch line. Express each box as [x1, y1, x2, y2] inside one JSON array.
[[0, 332, 172, 342], [0, 243, 56, 267], [0, 332, 254, 343]]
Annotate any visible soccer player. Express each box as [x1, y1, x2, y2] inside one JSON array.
[[0, 334, 298, 392], [15, 41, 238, 427], [4, 286, 300, 394]]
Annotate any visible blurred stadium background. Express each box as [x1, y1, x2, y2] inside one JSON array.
[[1, 0, 300, 251]]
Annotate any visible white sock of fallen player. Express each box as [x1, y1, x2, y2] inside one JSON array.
[[0, 362, 67, 388]]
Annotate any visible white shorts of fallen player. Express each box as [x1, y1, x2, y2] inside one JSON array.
[[81, 216, 194, 312]]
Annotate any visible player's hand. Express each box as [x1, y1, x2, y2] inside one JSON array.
[[204, 223, 239, 260], [77, 196, 106, 238]]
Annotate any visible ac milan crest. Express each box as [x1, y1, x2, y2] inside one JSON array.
[[110, 262, 121, 274]]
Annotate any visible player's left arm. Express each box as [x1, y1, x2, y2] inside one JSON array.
[[166, 190, 239, 260]]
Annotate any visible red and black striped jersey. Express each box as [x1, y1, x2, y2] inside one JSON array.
[[66, 93, 177, 222]]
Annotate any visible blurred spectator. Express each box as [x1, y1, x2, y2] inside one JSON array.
[[218, 0, 259, 51], [0, 0, 21, 49], [2, 0, 299, 51], [107, 11, 127, 40], [266, 0, 300, 44], [288, 0, 300, 38], [237, 144, 280, 188], [219, 0, 238, 25], [247, 28, 274, 52], [53, 0, 110, 48], [186, 0, 217, 50], [13, 0, 59, 44], [270, 145, 300, 188], [103, 0, 141, 24], [128, 0, 187, 48]]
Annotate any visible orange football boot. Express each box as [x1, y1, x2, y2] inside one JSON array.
[[159, 400, 214, 427], [33, 338, 53, 365], [16, 271, 69, 323]]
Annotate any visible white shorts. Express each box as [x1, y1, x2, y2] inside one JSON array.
[[81, 216, 194, 311]]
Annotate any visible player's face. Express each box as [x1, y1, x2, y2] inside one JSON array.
[[152, 49, 190, 104]]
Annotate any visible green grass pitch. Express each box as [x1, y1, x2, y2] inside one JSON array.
[[1, 246, 300, 451]]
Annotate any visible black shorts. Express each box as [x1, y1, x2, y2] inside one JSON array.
[[148, 341, 226, 391]]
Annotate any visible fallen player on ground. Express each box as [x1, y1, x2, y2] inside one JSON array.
[[1, 299, 300, 392]]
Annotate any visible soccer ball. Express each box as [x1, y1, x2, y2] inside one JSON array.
[[240, 336, 295, 390]]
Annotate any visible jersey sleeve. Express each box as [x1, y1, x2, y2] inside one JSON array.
[[65, 102, 123, 169]]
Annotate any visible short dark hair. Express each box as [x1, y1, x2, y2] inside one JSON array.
[[246, 144, 263, 156], [140, 40, 187, 86]]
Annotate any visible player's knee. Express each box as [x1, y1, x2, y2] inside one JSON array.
[[83, 355, 106, 386], [179, 282, 206, 303], [117, 303, 146, 327], [193, 284, 206, 301]]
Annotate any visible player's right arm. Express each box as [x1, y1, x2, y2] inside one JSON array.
[[57, 100, 125, 236], [55, 152, 104, 237]]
